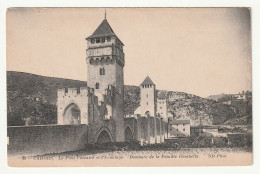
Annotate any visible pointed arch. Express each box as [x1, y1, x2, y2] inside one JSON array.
[[96, 127, 113, 143], [124, 124, 134, 141], [63, 103, 81, 125]]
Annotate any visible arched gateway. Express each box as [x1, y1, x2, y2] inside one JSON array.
[[63, 103, 81, 125], [96, 127, 113, 144]]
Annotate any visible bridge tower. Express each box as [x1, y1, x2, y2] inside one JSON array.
[[86, 16, 125, 142]]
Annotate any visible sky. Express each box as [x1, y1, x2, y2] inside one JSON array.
[[6, 8, 251, 97]]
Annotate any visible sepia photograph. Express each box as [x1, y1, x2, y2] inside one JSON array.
[[6, 7, 252, 167]]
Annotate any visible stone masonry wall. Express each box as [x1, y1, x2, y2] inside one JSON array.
[[7, 124, 88, 156]]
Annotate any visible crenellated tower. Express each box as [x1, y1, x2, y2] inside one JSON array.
[[86, 18, 124, 95], [140, 76, 157, 117], [85, 17, 125, 142]]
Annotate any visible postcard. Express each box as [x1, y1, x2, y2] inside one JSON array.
[[6, 7, 252, 167]]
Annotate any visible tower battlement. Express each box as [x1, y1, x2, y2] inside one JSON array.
[[57, 87, 89, 98], [57, 85, 116, 103], [86, 56, 124, 68]]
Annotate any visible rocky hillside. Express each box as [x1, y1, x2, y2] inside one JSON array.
[[167, 99, 236, 125], [206, 94, 233, 101], [7, 71, 252, 126], [124, 85, 140, 115]]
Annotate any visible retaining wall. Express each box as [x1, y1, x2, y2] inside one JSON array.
[[7, 124, 88, 156]]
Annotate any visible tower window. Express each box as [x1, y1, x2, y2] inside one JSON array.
[[99, 68, 105, 75], [147, 94, 148, 98], [107, 37, 111, 42], [147, 102, 148, 105], [96, 38, 100, 43], [106, 57, 110, 63], [96, 83, 99, 89], [101, 38, 105, 43], [91, 39, 94, 44]]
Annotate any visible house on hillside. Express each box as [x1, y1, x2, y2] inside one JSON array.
[[167, 119, 190, 138]]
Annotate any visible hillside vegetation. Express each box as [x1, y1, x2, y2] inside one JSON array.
[[7, 71, 252, 126], [206, 94, 233, 101]]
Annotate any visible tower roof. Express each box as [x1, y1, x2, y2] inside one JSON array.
[[140, 76, 155, 86], [87, 19, 116, 39]]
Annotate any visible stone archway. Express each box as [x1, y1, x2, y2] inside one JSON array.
[[96, 128, 112, 144], [125, 125, 134, 141], [63, 103, 81, 125]]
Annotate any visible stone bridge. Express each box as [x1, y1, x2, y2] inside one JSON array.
[[124, 115, 167, 145]]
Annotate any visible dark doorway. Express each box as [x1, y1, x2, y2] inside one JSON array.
[[96, 130, 112, 144], [125, 126, 133, 141]]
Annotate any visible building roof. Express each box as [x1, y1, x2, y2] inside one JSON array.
[[140, 76, 155, 86], [87, 19, 116, 39], [158, 92, 166, 99], [171, 119, 190, 125]]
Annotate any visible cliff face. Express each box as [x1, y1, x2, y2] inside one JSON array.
[[7, 71, 252, 126], [124, 88, 251, 126], [166, 93, 243, 125], [167, 99, 214, 125]]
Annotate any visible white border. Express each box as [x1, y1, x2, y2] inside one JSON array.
[[1, 0, 260, 173]]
